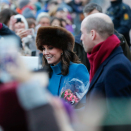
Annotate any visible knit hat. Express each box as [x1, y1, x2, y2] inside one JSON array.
[[22, 8, 36, 20], [36, 26, 74, 51], [36, 12, 50, 24], [19, 0, 30, 9], [14, 14, 28, 29]]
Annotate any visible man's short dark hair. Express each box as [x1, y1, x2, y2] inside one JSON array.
[[83, 3, 103, 14]]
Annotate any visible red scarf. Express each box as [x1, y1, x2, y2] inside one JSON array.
[[87, 35, 120, 82]]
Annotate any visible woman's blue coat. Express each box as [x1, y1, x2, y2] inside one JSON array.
[[48, 62, 89, 104]]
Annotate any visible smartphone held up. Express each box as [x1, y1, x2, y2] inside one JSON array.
[[26, 28, 35, 36]]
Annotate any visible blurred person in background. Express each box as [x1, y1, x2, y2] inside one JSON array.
[[37, 0, 58, 17], [60, 18, 67, 28], [66, 0, 86, 35], [16, 0, 36, 15], [34, 0, 42, 13], [10, 14, 37, 56], [0, 8, 17, 27], [106, 0, 131, 47], [55, 7, 65, 19], [67, 0, 83, 14], [0, 0, 10, 10], [36, 26, 89, 109], [10, 14, 29, 36], [0, 22, 22, 50], [54, 7, 75, 35], [26, 19, 36, 30], [50, 17, 63, 27], [22, 8, 36, 21], [36, 12, 50, 27], [22, 8, 36, 30]]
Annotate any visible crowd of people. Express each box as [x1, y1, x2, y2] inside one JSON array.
[[0, 0, 131, 131]]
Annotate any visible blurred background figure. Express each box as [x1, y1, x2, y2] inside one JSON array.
[[0, 8, 17, 27], [36, 12, 50, 27], [22, 8, 36, 21], [106, 0, 131, 47], [22, 8, 36, 31], [9, 14, 37, 56], [16, 0, 36, 15], [0, 0, 10, 10], [50, 17, 63, 27]]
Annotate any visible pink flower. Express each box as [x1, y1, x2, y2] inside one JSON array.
[[64, 93, 68, 97], [69, 96, 73, 101], [69, 94, 73, 98], [73, 95, 76, 99], [65, 91, 68, 94], [66, 97, 71, 101]]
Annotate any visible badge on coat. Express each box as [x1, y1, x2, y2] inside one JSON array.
[[124, 13, 129, 20]]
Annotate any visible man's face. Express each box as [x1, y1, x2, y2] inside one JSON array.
[[81, 9, 100, 53], [81, 21, 94, 53]]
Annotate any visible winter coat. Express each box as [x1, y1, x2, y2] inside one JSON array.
[[86, 46, 131, 122], [48, 62, 90, 108], [106, 0, 131, 45], [0, 23, 22, 48], [114, 30, 131, 61]]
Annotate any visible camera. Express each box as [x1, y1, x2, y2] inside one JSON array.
[[16, 18, 22, 23]]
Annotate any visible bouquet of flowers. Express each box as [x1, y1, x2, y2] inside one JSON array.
[[60, 78, 89, 106], [61, 89, 79, 105]]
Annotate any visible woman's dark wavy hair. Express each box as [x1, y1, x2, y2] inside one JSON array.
[[36, 26, 81, 77], [0, 9, 17, 26]]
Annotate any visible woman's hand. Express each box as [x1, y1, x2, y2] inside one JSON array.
[[16, 29, 30, 39]]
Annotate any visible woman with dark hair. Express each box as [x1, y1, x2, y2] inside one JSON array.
[[50, 17, 63, 27], [36, 26, 89, 108], [0, 8, 17, 27]]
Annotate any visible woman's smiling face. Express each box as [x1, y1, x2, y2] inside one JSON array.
[[42, 45, 63, 65]]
